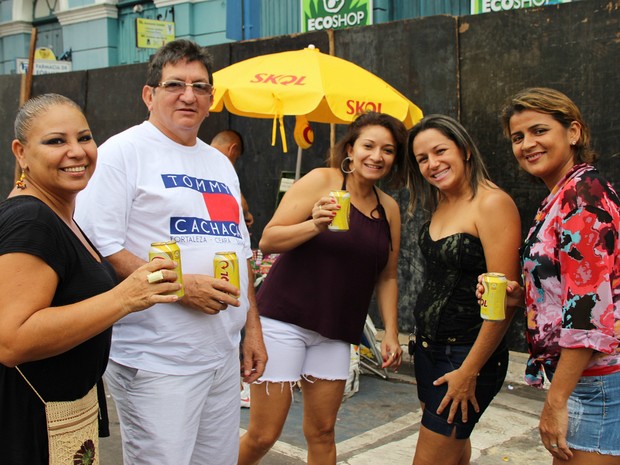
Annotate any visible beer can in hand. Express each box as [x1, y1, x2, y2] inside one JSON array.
[[480, 272, 507, 321], [214, 251, 240, 295], [149, 240, 184, 298], [328, 190, 351, 232]]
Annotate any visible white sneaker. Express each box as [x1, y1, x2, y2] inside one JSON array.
[[240, 382, 251, 408]]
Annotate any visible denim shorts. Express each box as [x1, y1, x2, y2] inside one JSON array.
[[414, 338, 508, 439], [564, 370, 620, 455]]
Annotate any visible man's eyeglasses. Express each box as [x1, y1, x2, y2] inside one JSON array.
[[156, 80, 214, 96]]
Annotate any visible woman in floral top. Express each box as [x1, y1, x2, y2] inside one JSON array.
[[499, 88, 620, 464]]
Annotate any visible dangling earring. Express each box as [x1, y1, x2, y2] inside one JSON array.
[[341, 157, 355, 174], [16, 170, 26, 190]]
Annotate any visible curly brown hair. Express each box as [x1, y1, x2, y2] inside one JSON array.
[[329, 111, 408, 189]]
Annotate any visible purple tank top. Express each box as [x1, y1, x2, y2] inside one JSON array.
[[257, 200, 391, 345]]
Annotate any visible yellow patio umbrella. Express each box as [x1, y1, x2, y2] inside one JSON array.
[[210, 45, 423, 178]]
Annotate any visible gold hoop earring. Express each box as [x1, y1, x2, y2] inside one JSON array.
[[341, 157, 355, 174], [16, 170, 26, 190]]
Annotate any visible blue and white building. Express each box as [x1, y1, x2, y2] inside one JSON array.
[[0, 0, 576, 75]]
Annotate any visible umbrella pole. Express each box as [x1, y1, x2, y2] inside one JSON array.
[[328, 30, 337, 166], [295, 146, 302, 180]]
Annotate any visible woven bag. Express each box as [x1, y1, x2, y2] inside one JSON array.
[[17, 367, 100, 465]]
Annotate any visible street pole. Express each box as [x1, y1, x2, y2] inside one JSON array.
[[15, 27, 37, 183]]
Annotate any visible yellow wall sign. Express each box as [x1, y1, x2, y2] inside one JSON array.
[[34, 47, 56, 60], [136, 18, 175, 49]]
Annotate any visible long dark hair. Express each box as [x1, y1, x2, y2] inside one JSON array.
[[407, 114, 491, 214]]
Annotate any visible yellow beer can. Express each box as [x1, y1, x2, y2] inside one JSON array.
[[328, 190, 351, 232], [214, 251, 240, 293], [149, 240, 184, 298], [480, 272, 507, 321]]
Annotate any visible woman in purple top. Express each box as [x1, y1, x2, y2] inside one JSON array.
[[238, 112, 407, 465], [498, 87, 620, 463]]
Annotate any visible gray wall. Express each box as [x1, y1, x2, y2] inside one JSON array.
[[1, 0, 618, 351], [457, 2, 620, 348]]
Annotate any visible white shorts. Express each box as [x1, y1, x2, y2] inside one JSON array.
[[104, 348, 240, 465], [258, 316, 351, 382]]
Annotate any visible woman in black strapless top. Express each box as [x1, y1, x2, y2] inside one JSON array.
[[407, 115, 521, 465]]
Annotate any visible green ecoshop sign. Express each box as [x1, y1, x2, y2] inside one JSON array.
[[301, 0, 373, 32], [471, 0, 575, 14]]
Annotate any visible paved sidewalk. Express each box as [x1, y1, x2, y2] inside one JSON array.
[[100, 349, 551, 465], [239, 351, 550, 465]]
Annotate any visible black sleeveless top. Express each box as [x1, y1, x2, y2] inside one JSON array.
[[0, 196, 117, 464], [414, 222, 486, 344], [257, 176, 391, 344]]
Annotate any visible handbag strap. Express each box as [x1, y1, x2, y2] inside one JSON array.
[[15, 366, 46, 405]]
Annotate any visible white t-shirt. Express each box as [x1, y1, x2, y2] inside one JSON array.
[[75, 121, 252, 375]]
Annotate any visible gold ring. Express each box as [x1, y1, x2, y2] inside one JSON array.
[[147, 270, 165, 283]]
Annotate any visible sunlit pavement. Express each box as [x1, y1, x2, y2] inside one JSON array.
[[239, 351, 550, 465], [101, 351, 551, 465]]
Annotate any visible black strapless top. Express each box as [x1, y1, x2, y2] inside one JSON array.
[[414, 222, 487, 344]]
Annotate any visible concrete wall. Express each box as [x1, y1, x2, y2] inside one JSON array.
[[1, 0, 618, 351], [457, 2, 620, 347]]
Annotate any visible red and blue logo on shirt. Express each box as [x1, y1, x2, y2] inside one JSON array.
[[161, 174, 242, 239]]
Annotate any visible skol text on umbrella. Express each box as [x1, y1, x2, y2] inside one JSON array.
[[251, 73, 308, 85]]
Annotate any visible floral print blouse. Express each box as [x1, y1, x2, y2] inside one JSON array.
[[521, 163, 620, 387]]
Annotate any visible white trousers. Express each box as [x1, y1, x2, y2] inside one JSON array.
[[104, 350, 240, 465]]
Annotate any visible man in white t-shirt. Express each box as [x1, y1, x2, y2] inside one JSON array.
[[75, 39, 266, 465]]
